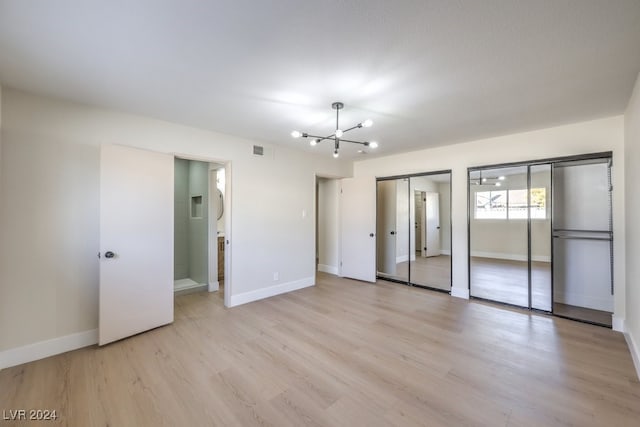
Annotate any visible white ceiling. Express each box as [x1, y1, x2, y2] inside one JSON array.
[[1, 0, 639, 159]]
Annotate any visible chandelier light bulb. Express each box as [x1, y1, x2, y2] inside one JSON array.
[[291, 130, 302, 138], [495, 182, 501, 187], [368, 141, 378, 149], [499, 176, 505, 180], [335, 129, 344, 138], [333, 150, 339, 158], [309, 139, 318, 146], [362, 119, 373, 128]]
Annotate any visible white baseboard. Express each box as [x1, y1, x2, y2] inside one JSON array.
[[440, 249, 451, 256], [228, 276, 315, 307], [208, 280, 220, 292], [451, 286, 470, 299], [396, 255, 409, 263], [471, 251, 550, 263], [0, 329, 98, 370], [318, 264, 339, 275], [624, 329, 640, 381], [612, 315, 625, 332]]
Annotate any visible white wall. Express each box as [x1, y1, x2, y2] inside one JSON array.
[[317, 178, 340, 274], [625, 72, 640, 376], [0, 88, 350, 356], [353, 116, 626, 320]]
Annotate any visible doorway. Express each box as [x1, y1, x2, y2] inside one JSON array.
[[376, 171, 452, 291], [173, 158, 212, 294], [173, 158, 228, 300], [315, 177, 341, 276]]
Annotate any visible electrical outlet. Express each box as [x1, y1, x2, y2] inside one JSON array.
[[273, 272, 279, 281]]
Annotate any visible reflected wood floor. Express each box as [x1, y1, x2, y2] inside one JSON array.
[[554, 302, 613, 326], [471, 257, 613, 326], [395, 254, 451, 291], [1, 273, 639, 426], [470, 257, 549, 308]]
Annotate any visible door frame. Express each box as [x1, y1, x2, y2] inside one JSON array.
[[314, 174, 346, 278], [173, 153, 232, 308]]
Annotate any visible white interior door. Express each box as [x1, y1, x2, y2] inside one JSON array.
[[418, 191, 427, 258], [341, 176, 376, 282], [99, 145, 174, 345], [425, 191, 441, 257]]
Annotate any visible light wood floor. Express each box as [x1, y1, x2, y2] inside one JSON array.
[[1, 273, 638, 426]]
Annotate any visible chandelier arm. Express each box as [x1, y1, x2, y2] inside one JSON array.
[[342, 124, 361, 133], [304, 133, 335, 143], [339, 138, 369, 145]]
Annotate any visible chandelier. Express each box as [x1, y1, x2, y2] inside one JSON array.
[[291, 102, 378, 158]]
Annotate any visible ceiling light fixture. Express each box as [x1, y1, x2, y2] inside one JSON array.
[[291, 102, 378, 157], [471, 172, 508, 186]]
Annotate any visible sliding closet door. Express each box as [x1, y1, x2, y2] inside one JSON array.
[[469, 166, 529, 307], [409, 173, 451, 291], [552, 159, 612, 326], [530, 164, 552, 311], [376, 178, 409, 282]]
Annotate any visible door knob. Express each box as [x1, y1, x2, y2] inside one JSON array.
[[369, 233, 374, 237], [390, 231, 396, 235], [104, 251, 115, 259]]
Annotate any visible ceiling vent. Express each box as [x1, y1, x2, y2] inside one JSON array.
[[252, 145, 264, 156]]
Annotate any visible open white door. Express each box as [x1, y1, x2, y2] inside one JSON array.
[[99, 145, 174, 345], [425, 191, 441, 257], [340, 176, 376, 282]]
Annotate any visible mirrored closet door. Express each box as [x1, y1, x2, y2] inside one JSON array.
[[376, 178, 410, 283], [376, 172, 452, 292], [468, 154, 613, 327], [552, 158, 613, 326], [469, 166, 530, 307]]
